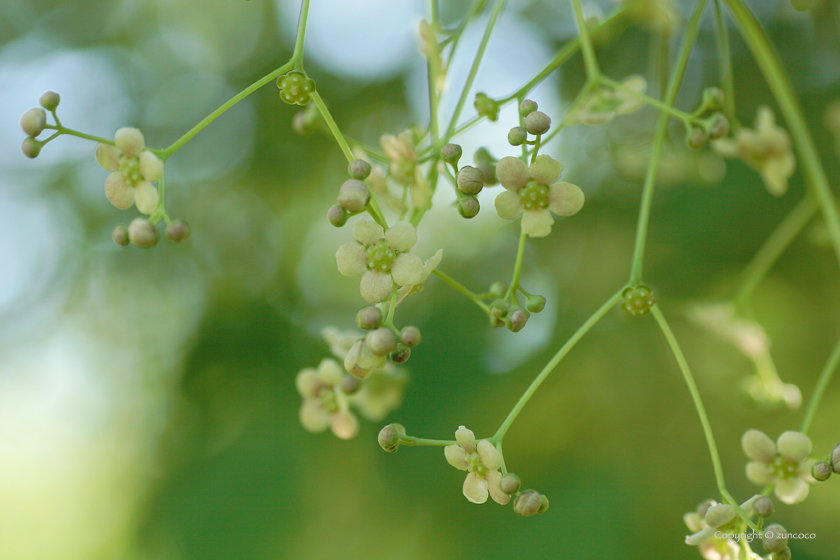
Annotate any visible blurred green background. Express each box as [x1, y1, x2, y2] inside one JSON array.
[[2, 0, 840, 559]]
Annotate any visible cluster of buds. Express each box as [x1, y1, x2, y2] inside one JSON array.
[[440, 144, 500, 219], [481, 280, 545, 332], [111, 218, 190, 249], [329, 159, 373, 227], [348, 305, 422, 374], [810, 441, 840, 482], [20, 91, 60, 158], [507, 99, 551, 145], [685, 87, 730, 149]]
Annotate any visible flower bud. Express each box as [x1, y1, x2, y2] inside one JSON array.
[[709, 113, 730, 140], [366, 328, 398, 356], [328, 204, 348, 227], [687, 128, 708, 149], [499, 473, 521, 495], [519, 99, 538, 117], [753, 496, 774, 517], [356, 306, 382, 330], [526, 294, 546, 313], [831, 442, 840, 473], [812, 460, 832, 481], [400, 326, 421, 348], [457, 166, 484, 195], [39, 91, 60, 111], [339, 374, 362, 395], [348, 159, 372, 180], [524, 111, 551, 135], [128, 218, 158, 248], [344, 340, 372, 379], [508, 127, 527, 146], [513, 490, 542, 517], [389, 344, 411, 364], [489, 281, 508, 299], [441, 143, 462, 166], [762, 524, 788, 553], [538, 494, 549, 514], [507, 309, 528, 332], [772, 549, 791, 560], [490, 301, 508, 319], [704, 504, 736, 528], [490, 316, 505, 328], [378, 423, 405, 453], [112, 225, 130, 247], [20, 108, 47, 137], [21, 137, 42, 159], [703, 87, 725, 111], [338, 179, 371, 213], [457, 196, 479, 219], [166, 220, 191, 243]]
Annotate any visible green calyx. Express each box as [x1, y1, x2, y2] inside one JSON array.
[[621, 285, 655, 317], [366, 240, 396, 272], [277, 71, 316, 105], [519, 181, 549, 211]]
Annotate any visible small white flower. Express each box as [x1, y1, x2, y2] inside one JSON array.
[[296, 358, 359, 440], [96, 127, 163, 214], [742, 429, 814, 504], [444, 426, 510, 505], [683, 500, 741, 560]]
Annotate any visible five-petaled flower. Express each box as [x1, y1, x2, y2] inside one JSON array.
[[296, 358, 359, 440], [335, 219, 425, 304], [96, 127, 163, 214], [568, 75, 647, 126], [494, 155, 584, 237], [742, 429, 814, 504], [444, 426, 510, 505]]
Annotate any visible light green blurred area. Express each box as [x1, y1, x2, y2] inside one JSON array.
[[1, 0, 840, 559]]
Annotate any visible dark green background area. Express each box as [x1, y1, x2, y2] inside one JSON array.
[[3, 1, 840, 559]]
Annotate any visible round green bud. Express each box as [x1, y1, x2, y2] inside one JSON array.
[[526, 294, 546, 313], [702, 87, 725, 111], [457, 196, 480, 219], [762, 524, 788, 554], [348, 159, 372, 180], [20, 108, 47, 137], [400, 326, 421, 348], [356, 306, 382, 330], [812, 460, 832, 481], [340, 374, 362, 395], [21, 137, 42, 159], [440, 143, 462, 166], [328, 204, 348, 227], [831, 442, 840, 473], [499, 473, 521, 495], [753, 496, 775, 517], [687, 128, 708, 149], [489, 316, 505, 328], [474, 92, 499, 122], [112, 225, 130, 247], [166, 220, 191, 243], [704, 504, 736, 528], [508, 126, 527, 146], [538, 494, 549, 514], [366, 328, 398, 356], [456, 166, 484, 195], [513, 490, 542, 517], [378, 423, 405, 453], [389, 344, 411, 364], [709, 113, 730, 140], [39, 91, 60, 111], [490, 301, 508, 319], [772, 548, 792, 560], [519, 99, 538, 117], [489, 281, 508, 299], [524, 111, 551, 135], [508, 309, 528, 332], [128, 218, 158, 248], [338, 179, 371, 213]]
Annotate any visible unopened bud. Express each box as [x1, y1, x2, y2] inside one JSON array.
[[508, 126, 527, 146], [339, 375, 362, 395], [772, 548, 792, 560], [687, 128, 708, 149], [703, 87, 725, 111], [490, 301, 508, 319], [112, 225, 130, 247], [128, 218, 158, 248], [166, 220, 191, 242], [704, 504, 735, 528], [519, 99, 538, 117], [441, 143, 462, 166], [39, 91, 60, 111], [389, 344, 411, 364], [21, 137, 42, 158], [328, 204, 348, 227], [457, 166, 484, 195], [812, 460, 832, 481], [500, 473, 521, 494], [526, 294, 546, 313], [762, 524, 788, 553], [457, 196, 480, 219], [348, 159, 372, 180], [356, 306, 382, 330], [508, 309, 528, 332], [489, 281, 508, 299], [400, 326, 421, 348], [378, 423, 405, 453], [338, 179, 370, 213], [366, 328, 398, 356], [538, 494, 549, 514], [709, 113, 730, 140], [831, 442, 840, 473], [753, 496, 774, 517], [344, 340, 372, 379], [20, 108, 47, 137], [513, 490, 542, 517], [524, 111, 550, 135]]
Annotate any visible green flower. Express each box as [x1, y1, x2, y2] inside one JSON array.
[[95, 128, 163, 215], [444, 426, 509, 505], [277, 71, 316, 105]]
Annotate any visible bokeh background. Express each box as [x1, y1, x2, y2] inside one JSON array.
[[2, 0, 840, 558]]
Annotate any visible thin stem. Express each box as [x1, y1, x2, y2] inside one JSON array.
[[400, 436, 456, 447], [730, 195, 817, 309], [713, 0, 736, 123], [310, 91, 388, 229], [724, 0, 840, 268], [432, 269, 490, 312], [570, 0, 601, 79], [629, 0, 708, 285], [599, 75, 696, 126], [799, 334, 840, 435], [492, 287, 624, 442], [508, 233, 527, 295], [47, 125, 114, 146], [291, 0, 311, 68]]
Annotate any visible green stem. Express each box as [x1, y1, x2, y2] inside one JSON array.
[[291, 0, 311, 68], [713, 0, 736, 123], [432, 269, 490, 312], [629, 0, 707, 285], [799, 334, 840, 435], [723, 0, 840, 268], [730, 195, 817, 309], [599, 75, 696, 126], [570, 0, 601, 79], [47, 126, 114, 146], [400, 436, 456, 447], [507, 233, 527, 296], [651, 306, 757, 531], [310, 91, 388, 229], [385, 283, 399, 325], [492, 287, 624, 442]]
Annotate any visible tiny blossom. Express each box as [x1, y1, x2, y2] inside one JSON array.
[[494, 155, 584, 237], [568, 75, 647, 125], [742, 429, 814, 504], [336, 219, 425, 304], [96, 128, 163, 215], [380, 130, 432, 208], [296, 358, 359, 439], [712, 106, 795, 196], [444, 426, 510, 505], [683, 500, 741, 560]]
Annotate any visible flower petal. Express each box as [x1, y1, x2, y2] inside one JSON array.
[[299, 400, 330, 433], [494, 190, 523, 220], [521, 208, 554, 238], [318, 358, 344, 386], [463, 472, 489, 504], [445, 445, 469, 470], [104, 172, 135, 210], [391, 253, 424, 286], [384, 221, 417, 252], [134, 181, 159, 215], [486, 469, 510, 505], [295, 368, 320, 397], [344, 340, 371, 379], [95, 143, 120, 171], [548, 182, 584, 217], [336, 243, 368, 277], [528, 154, 563, 185], [139, 150, 163, 182], [495, 156, 528, 191], [360, 269, 393, 303], [330, 410, 359, 440], [455, 426, 476, 452], [114, 127, 145, 158], [741, 429, 776, 463], [776, 431, 812, 463], [745, 461, 774, 485], [352, 219, 384, 246], [477, 440, 502, 470], [774, 477, 809, 505]]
